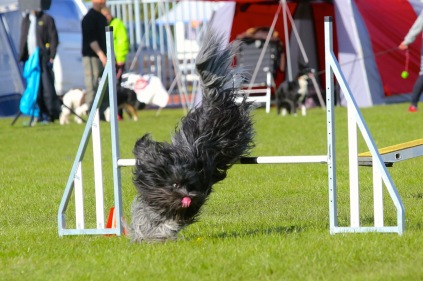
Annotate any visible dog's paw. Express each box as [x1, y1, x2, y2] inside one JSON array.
[[104, 108, 110, 122], [301, 105, 307, 116], [59, 114, 69, 125]]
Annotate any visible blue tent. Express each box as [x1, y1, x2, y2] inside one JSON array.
[[0, 0, 23, 117]]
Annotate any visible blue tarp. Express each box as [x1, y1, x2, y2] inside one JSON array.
[[19, 47, 40, 117]]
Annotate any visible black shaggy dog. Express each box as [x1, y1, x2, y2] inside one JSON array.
[[129, 30, 255, 243]]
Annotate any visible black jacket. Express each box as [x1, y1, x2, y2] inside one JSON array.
[[81, 8, 107, 57], [19, 11, 59, 62]]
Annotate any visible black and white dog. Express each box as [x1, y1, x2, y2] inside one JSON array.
[[128, 30, 255, 243], [104, 85, 140, 122], [275, 67, 313, 116]]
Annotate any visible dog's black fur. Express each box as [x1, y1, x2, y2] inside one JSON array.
[[129, 30, 255, 243], [275, 67, 312, 116]]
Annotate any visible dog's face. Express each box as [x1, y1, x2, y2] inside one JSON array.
[[287, 80, 299, 91], [297, 67, 313, 78], [132, 134, 210, 222]]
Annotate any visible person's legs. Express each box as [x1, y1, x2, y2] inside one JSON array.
[[410, 75, 423, 108], [36, 74, 48, 121], [93, 60, 109, 120], [83, 56, 96, 110], [83, 56, 104, 108], [116, 63, 125, 83], [39, 54, 61, 121], [116, 63, 125, 119], [409, 55, 423, 111]]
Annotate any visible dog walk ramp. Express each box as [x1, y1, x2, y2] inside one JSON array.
[[57, 27, 124, 237], [358, 138, 423, 167]]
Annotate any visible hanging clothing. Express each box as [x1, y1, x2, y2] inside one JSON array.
[[20, 47, 41, 118]]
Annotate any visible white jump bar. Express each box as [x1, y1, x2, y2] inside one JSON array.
[[117, 155, 328, 167], [118, 159, 137, 166]]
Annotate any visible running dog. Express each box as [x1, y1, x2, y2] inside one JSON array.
[[129, 30, 255, 243]]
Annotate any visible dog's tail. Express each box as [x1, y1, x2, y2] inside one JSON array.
[[195, 31, 244, 101], [185, 29, 255, 183]]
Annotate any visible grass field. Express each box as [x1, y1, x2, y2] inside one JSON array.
[[1, 103, 423, 280]]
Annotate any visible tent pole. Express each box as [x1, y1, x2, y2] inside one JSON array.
[[246, 3, 282, 91], [10, 112, 22, 126], [286, 8, 309, 64], [282, 0, 292, 82], [286, 9, 326, 108], [127, 1, 189, 113], [157, 1, 189, 114]]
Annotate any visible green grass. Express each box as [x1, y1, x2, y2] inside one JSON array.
[[1, 103, 423, 280]]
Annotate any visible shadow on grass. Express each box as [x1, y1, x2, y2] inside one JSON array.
[[337, 215, 423, 231], [338, 215, 399, 228], [411, 222, 423, 230], [407, 192, 423, 199], [210, 225, 305, 240]]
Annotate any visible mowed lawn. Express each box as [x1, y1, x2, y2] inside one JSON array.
[[1, 103, 423, 280]]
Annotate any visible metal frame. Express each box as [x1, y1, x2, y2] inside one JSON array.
[[57, 26, 124, 236], [325, 16, 405, 235], [57, 19, 406, 238]]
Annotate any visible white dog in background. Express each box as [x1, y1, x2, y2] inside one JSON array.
[[121, 73, 169, 109], [59, 88, 88, 125]]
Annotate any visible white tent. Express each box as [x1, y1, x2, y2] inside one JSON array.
[[155, 1, 222, 25]]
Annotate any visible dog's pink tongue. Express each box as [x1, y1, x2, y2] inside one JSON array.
[[181, 197, 191, 208]]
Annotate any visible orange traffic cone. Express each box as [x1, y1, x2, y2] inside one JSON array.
[[105, 207, 127, 236], [106, 207, 115, 229]]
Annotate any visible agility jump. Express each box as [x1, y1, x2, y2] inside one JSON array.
[[58, 18, 406, 238]]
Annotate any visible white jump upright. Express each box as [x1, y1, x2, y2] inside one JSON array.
[[57, 26, 124, 236], [325, 16, 405, 234]]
